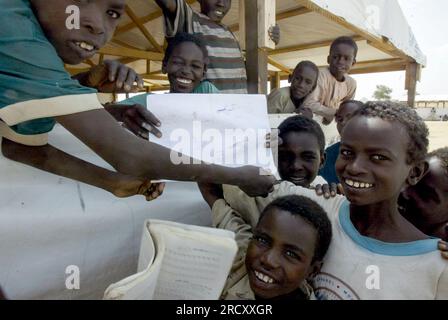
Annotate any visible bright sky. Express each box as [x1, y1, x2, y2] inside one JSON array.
[[352, 0, 448, 101]]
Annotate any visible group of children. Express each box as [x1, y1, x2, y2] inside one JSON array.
[[0, 0, 447, 300]]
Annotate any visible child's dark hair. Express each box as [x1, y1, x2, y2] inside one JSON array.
[[340, 100, 364, 109], [163, 32, 209, 65], [278, 116, 325, 155], [260, 195, 332, 262], [351, 101, 429, 164], [330, 36, 358, 57], [429, 147, 448, 175], [293, 61, 319, 79]]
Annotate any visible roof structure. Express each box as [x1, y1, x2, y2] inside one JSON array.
[[66, 0, 425, 105]]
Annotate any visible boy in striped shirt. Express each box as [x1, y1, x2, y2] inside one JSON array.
[[155, 0, 279, 93]]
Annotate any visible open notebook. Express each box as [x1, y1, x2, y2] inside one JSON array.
[[103, 220, 238, 300]]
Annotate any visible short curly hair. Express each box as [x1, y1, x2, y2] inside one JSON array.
[[428, 147, 448, 175], [260, 195, 332, 262], [330, 36, 358, 58], [278, 115, 325, 155], [163, 32, 209, 66], [350, 101, 429, 164]]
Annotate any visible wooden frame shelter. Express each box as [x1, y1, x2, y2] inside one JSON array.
[[67, 0, 425, 107]]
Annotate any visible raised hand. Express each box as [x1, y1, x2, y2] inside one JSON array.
[[76, 60, 144, 93], [315, 182, 344, 199], [104, 103, 162, 140], [236, 166, 277, 197]]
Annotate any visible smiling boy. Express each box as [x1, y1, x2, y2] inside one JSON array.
[[268, 61, 319, 116], [302, 37, 357, 124], [222, 101, 448, 299], [198, 183, 332, 300], [277, 116, 326, 188], [155, 0, 247, 93]]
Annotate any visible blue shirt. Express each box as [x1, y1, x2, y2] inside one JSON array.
[[319, 142, 340, 184], [0, 0, 102, 145]]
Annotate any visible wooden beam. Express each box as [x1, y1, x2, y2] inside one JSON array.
[[277, 6, 311, 20], [352, 58, 404, 68], [269, 35, 363, 55], [268, 58, 408, 79], [230, 6, 311, 32], [125, 5, 163, 52], [146, 60, 151, 92], [245, 0, 269, 94], [148, 84, 170, 92], [348, 64, 406, 75], [349, 58, 407, 74], [141, 74, 168, 81], [84, 59, 95, 67], [98, 45, 164, 60], [115, 0, 196, 36], [268, 57, 292, 73], [405, 62, 419, 107], [111, 39, 158, 52], [117, 57, 142, 65], [270, 71, 281, 90]]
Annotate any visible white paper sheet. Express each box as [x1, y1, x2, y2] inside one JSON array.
[[147, 94, 278, 175]]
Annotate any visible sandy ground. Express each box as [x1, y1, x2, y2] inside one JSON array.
[[426, 121, 448, 151]]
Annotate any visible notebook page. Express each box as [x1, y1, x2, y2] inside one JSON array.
[[150, 225, 237, 300]]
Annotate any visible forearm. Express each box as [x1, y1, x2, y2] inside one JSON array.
[[55, 109, 244, 185], [1, 138, 125, 194]]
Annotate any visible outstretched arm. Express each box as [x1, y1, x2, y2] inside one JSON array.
[[1, 138, 164, 201], [55, 109, 276, 197]]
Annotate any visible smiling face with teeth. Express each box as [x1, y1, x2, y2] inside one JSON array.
[[278, 131, 324, 187], [163, 41, 207, 93], [336, 116, 417, 207], [30, 0, 125, 65], [199, 0, 231, 23], [245, 207, 319, 299]]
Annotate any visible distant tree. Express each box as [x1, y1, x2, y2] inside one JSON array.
[[373, 85, 393, 100]]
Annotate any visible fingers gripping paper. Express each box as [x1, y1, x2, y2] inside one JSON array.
[[147, 94, 278, 175]]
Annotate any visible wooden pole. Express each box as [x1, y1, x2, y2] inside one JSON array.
[[405, 62, 419, 108], [245, 0, 273, 94], [270, 71, 281, 91]]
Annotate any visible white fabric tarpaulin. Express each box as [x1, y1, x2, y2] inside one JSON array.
[[0, 125, 211, 299], [310, 0, 426, 65]]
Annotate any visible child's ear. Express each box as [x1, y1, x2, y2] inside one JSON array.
[[351, 57, 357, 67], [288, 74, 292, 83], [407, 160, 429, 186], [307, 260, 323, 281], [327, 55, 331, 65], [161, 61, 167, 74]]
